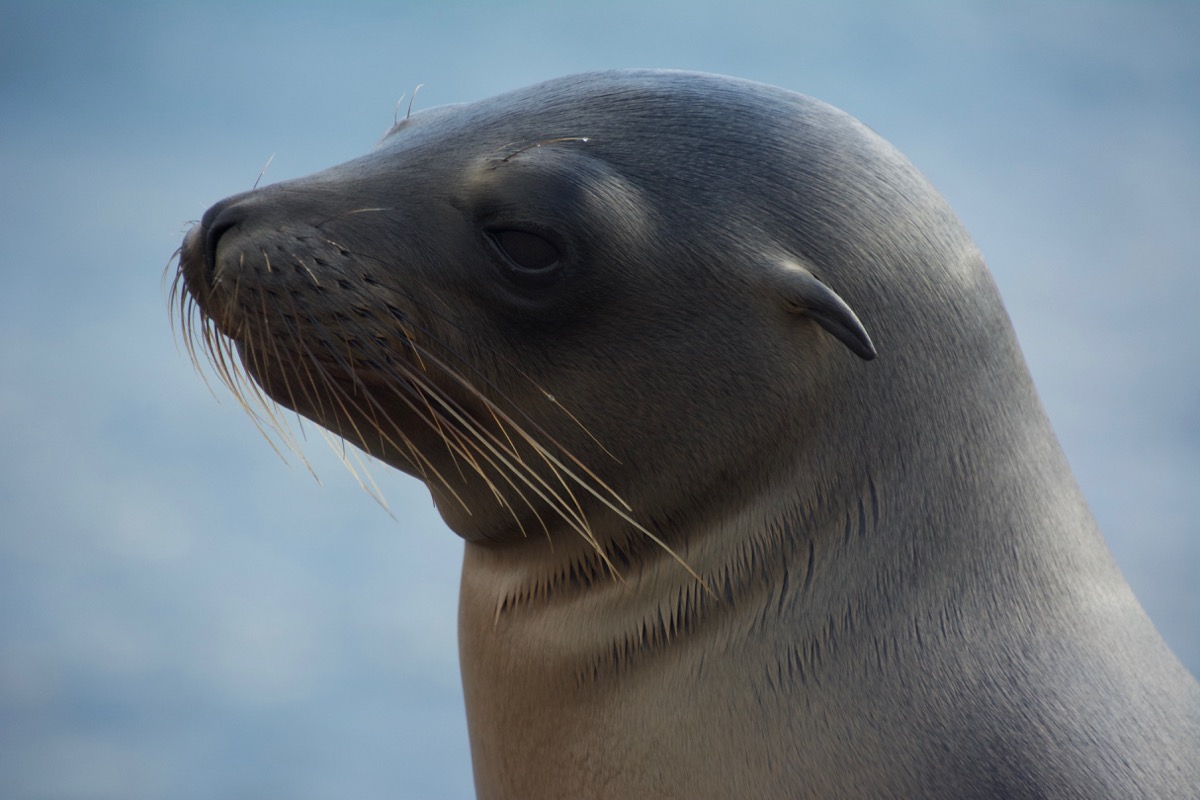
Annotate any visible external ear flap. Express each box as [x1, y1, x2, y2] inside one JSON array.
[[775, 260, 877, 361]]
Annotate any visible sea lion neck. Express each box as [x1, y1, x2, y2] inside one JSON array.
[[454, 463, 865, 673]]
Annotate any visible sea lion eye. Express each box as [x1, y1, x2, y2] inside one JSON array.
[[489, 229, 562, 275]]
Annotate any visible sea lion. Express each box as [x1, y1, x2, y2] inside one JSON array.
[[172, 70, 1200, 798]]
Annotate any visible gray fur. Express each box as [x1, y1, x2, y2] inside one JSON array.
[[176, 70, 1200, 799]]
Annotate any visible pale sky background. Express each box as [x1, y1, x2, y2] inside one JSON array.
[[1, 2, 1197, 798]]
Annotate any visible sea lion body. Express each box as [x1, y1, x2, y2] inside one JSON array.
[[175, 70, 1200, 798]]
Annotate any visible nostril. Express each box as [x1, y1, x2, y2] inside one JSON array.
[[200, 197, 250, 286]]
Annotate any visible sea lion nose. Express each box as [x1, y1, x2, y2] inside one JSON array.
[[199, 196, 253, 289]]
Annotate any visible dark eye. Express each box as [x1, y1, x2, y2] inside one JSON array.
[[489, 229, 562, 284]]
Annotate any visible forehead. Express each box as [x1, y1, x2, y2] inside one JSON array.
[[377, 71, 812, 159]]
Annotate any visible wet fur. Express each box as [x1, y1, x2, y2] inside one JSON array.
[[173, 70, 1200, 799]]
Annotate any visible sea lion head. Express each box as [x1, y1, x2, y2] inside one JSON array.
[[174, 70, 1006, 558]]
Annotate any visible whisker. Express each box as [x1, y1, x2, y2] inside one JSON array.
[[170, 238, 703, 586]]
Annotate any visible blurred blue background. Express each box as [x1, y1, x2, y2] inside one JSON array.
[[1, 2, 1197, 797]]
